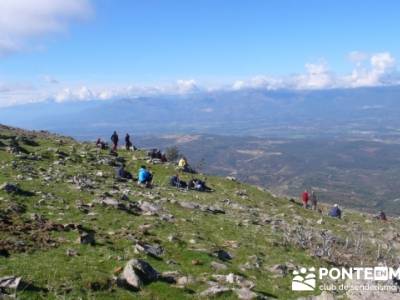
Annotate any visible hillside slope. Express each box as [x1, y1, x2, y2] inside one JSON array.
[[1, 124, 400, 299]]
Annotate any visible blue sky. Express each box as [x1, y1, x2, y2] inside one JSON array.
[[1, 0, 400, 105]]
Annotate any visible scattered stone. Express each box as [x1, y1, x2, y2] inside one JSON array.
[[160, 271, 180, 284], [192, 260, 202, 265], [0, 276, 21, 296], [268, 264, 290, 276], [0, 182, 18, 193], [77, 231, 95, 245], [226, 176, 237, 181], [135, 242, 164, 259], [234, 288, 258, 300], [213, 273, 255, 289], [139, 201, 160, 215], [211, 261, 228, 271], [66, 249, 79, 257], [317, 218, 324, 225], [200, 285, 231, 297], [201, 206, 225, 214], [179, 201, 200, 210]]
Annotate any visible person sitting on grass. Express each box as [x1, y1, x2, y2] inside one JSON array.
[[328, 204, 342, 219], [138, 165, 153, 187], [188, 178, 212, 192], [375, 210, 387, 221], [170, 174, 187, 189], [178, 157, 196, 173], [115, 164, 133, 181]]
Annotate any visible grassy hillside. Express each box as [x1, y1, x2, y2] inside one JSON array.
[[0, 124, 399, 299]]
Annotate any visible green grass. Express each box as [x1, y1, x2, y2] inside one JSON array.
[[0, 126, 398, 299]]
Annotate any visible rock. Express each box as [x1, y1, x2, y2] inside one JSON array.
[[135, 242, 164, 259], [317, 218, 324, 225], [77, 231, 95, 245], [66, 249, 79, 256], [213, 273, 255, 289], [226, 176, 237, 181], [120, 259, 159, 290], [160, 214, 175, 222], [201, 206, 225, 214], [200, 285, 231, 297], [214, 249, 233, 261], [0, 276, 21, 295], [268, 264, 290, 276], [139, 201, 160, 215], [211, 261, 228, 271], [160, 271, 180, 284], [176, 275, 194, 286], [179, 201, 200, 210], [192, 260, 202, 265], [0, 182, 18, 193], [234, 288, 258, 300]]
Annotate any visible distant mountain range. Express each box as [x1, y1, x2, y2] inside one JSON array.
[[1, 86, 400, 140]]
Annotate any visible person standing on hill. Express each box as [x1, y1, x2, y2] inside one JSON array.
[[302, 189, 309, 208], [125, 133, 132, 151], [111, 131, 119, 152], [311, 190, 318, 210]]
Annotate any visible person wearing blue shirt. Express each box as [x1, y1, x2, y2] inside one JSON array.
[[138, 165, 153, 187], [329, 204, 342, 219]]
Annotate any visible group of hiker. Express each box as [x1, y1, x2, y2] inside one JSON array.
[[96, 131, 135, 152], [105, 131, 211, 192], [300, 189, 387, 221]]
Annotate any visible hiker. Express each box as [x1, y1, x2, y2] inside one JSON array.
[[311, 190, 318, 210], [115, 164, 133, 180], [178, 157, 196, 173], [328, 204, 342, 219], [301, 190, 309, 208], [138, 165, 153, 187], [170, 174, 187, 189], [375, 210, 387, 221], [125, 133, 132, 151], [111, 131, 119, 152], [188, 178, 212, 192], [96, 138, 107, 149]]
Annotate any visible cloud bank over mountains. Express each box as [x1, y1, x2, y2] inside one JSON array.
[[1, 51, 399, 107]]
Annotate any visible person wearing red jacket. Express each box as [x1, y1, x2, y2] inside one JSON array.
[[302, 190, 309, 208]]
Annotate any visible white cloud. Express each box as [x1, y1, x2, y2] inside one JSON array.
[[345, 52, 398, 87], [1, 51, 399, 107], [232, 52, 399, 91], [176, 79, 199, 93], [293, 61, 335, 89], [0, 0, 92, 56]]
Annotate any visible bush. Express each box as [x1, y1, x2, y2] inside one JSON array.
[[165, 146, 180, 162]]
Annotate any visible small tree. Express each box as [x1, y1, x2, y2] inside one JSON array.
[[165, 146, 180, 162]]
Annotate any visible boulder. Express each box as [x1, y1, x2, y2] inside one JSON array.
[[0, 183, 18, 193], [135, 242, 164, 259], [120, 259, 159, 290]]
